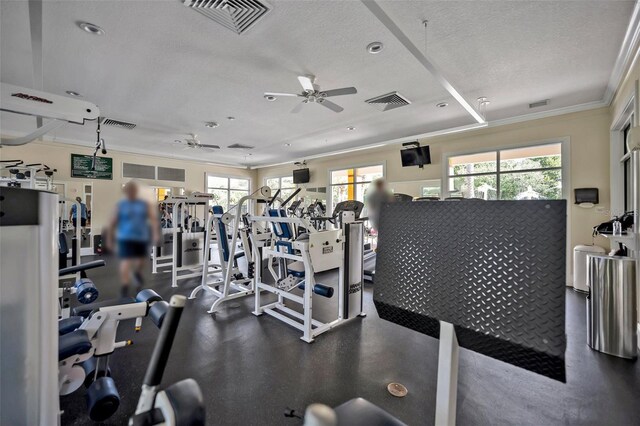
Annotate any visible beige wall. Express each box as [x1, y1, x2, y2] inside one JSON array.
[[0, 141, 257, 231], [258, 107, 614, 280]]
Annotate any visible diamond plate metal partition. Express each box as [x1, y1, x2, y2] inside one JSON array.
[[374, 200, 567, 382]]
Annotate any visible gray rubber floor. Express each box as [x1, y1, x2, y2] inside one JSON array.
[[60, 255, 640, 425]]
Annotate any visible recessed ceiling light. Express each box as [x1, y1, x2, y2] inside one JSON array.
[[367, 41, 384, 54], [227, 116, 236, 121], [436, 102, 448, 108], [174, 140, 182, 144], [264, 95, 277, 101], [347, 126, 355, 131], [66, 90, 82, 97], [205, 121, 218, 128], [284, 143, 291, 147], [78, 22, 105, 36]]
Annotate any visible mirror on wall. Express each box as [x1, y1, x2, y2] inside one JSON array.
[[388, 179, 442, 200]]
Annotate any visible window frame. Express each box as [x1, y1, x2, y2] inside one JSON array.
[[442, 138, 570, 201], [204, 173, 252, 213], [264, 175, 295, 193], [327, 162, 386, 213]]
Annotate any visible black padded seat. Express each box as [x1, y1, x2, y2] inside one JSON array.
[[164, 378, 205, 426], [71, 297, 136, 318], [59, 329, 92, 361], [58, 316, 84, 335], [334, 398, 406, 426]]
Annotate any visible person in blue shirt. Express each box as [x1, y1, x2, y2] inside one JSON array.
[[108, 181, 159, 296], [69, 196, 88, 240]]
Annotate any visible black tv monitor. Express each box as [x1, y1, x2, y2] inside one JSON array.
[[293, 168, 310, 184], [401, 146, 431, 167]]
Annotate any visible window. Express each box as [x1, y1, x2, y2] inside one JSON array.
[[206, 175, 250, 213], [421, 179, 441, 198], [446, 143, 563, 200], [623, 124, 632, 211], [265, 175, 296, 201], [330, 164, 384, 211]]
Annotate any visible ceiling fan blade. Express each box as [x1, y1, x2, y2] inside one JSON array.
[[265, 92, 302, 97], [291, 101, 306, 113], [318, 99, 344, 113], [200, 144, 220, 149], [321, 87, 357, 97], [298, 75, 315, 92]]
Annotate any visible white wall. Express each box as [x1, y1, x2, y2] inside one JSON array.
[[258, 107, 614, 281], [0, 140, 257, 231]]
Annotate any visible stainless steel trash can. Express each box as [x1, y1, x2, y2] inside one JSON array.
[[586, 254, 637, 359]]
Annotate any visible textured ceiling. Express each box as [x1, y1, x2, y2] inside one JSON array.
[[0, 0, 634, 167]]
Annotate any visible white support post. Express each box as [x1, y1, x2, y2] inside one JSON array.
[[435, 321, 459, 426]]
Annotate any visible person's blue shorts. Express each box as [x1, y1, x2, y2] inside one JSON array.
[[118, 240, 149, 259]]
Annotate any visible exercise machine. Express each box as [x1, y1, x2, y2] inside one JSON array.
[[0, 82, 99, 146], [58, 288, 170, 421], [129, 295, 205, 426], [1, 186, 59, 425], [190, 187, 271, 313], [248, 202, 366, 342]]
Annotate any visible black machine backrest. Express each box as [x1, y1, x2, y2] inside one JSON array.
[[374, 200, 567, 382], [333, 200, 364, 219], [393, 193, 414, 202], [58, 232, 69, 255]]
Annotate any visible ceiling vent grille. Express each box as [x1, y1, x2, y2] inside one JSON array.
[[365, 91, 411, 111], [101, 117, 136, 130], [183, 0, 271, 35], [227, 143, 254, 149], [529, 99, 549, 109]]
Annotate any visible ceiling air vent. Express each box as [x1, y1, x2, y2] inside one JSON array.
[[529, 99, 549, 109], [365, 91, 411, 111], [101, 117, 136, 130], [228, 143, 254, 149], [183, 0, 271, 35]]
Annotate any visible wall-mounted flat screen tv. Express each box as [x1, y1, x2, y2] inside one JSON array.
[[401, 146, 431, 167], [293, 168, 310, 184]]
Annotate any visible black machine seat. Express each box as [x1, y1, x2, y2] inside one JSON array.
[[334, 398, 406, 426], [59, 316, 84, 335], [72, 297, 136, 318], [59, 329, 92, 361], [163, 378, 206, 426], [59, 260, 106, 277]]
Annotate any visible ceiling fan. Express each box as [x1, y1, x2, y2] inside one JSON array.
[[265, 75, 357, 113], [174, 133, 220, 150]]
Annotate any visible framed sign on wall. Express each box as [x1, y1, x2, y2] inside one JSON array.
[[71, 154, 113, 180]]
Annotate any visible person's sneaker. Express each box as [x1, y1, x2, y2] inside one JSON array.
[[120, 285, 130, 298]]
